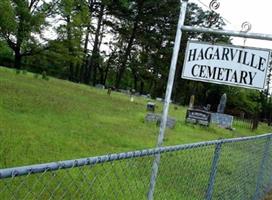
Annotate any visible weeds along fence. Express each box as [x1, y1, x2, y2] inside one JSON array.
[[1, 133, 272, 200], [233, 117, 253, 129]]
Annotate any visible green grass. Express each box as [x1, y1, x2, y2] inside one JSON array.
[[0, 66, 271, 168], [1, 66, 272, 199]]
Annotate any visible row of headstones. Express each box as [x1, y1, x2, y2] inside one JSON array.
[[96, 83, 226, 114], [95, 84, 166, 102], [95, 84, 175, 127], [188, 93, 234, 129], [189, 93, 227, 113], [145, 93, 233, 129], [96, 84, 233, 129]]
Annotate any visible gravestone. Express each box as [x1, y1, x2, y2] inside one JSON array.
[[217, 93, 227, 113], [186, 109, 211, 126], [107, 87, 112, 96], [211, 93, 233, 128], [240, 111, 245, 119], [141, 94, 148, 98], [95, 84, 105, 89], [189, 95, 195, 109], [130, 89, 135, 102], [145, 113, 176, 129], [211, 113, 233, 129], [120, 89, 129, 94], [203, 104, 211, 111], [147, 102, 156, 112], [156, 97, 163, 102]]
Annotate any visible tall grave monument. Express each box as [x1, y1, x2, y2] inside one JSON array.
[[217, 93, 226, 113], [211, 93, 233, 128]]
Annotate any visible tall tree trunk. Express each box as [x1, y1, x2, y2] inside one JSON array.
[[131, 67, 138, 91], [103, 64, 110, 85], [82, 0, 95, 83], [75, 63, 80, 82], [69, 63, 74, 81], [149, 78, 154, 92], [268, 111, 272, 126], [14, 48, 22, 70], [140, 81, 144, 94], [115, 0, 144, 89], [67, 15, 74, 81], [99, 68, 104, 84], [134, 75, 138, 91], [173, 34, 188, 102], [102, 50, 115, 85], [14, 13, 24, 70], [151, 80, 158, 98], [81, 24, 91, 83], [252, 115, 259, 130], [87, 3, 104, 85], [95, 19, 106, 84]]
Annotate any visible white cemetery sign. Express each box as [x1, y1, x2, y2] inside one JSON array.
[[182, 41, 270, 90]]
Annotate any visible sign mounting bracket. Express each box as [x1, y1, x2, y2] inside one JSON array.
[[181, 25, 272, 41]]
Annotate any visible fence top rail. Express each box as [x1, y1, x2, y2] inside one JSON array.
[[0, 133, 271, 179]]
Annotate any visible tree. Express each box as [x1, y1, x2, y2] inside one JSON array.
[[0, 0, 56, 69], [85, 1, 105, 85], [83, 0, 130, 85], [108, 0, 144, 89], [55, 0, 89, 81], [0, 40, 13, 67]]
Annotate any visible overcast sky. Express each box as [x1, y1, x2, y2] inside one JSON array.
[[191, 0, 272, 50]]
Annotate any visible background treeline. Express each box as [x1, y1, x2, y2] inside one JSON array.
[[0, 0, 272, 124]]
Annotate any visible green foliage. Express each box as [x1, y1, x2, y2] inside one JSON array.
[[0, 0, 55, 69], [227, 88, 260, 115], [53, 0, 89, 80], [0, 0, 16, 33], [0, 40, 13, 64]]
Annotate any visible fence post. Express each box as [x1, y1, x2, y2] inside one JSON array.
[[253, 135, 272, 200], [205, 142, 223, 200], [266, 151, 272, 194]]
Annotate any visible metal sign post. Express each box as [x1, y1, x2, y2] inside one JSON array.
[[147, 0, 188, 199]]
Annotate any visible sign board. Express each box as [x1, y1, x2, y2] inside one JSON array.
[[186, 109, 211, 126], [182, 41, 270, 90]]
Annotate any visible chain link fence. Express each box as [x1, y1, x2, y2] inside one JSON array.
[[1, 133, 272, 199]]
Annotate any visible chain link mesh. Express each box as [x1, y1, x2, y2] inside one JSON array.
[[0, 156, 154, 200], [1, 134, 272, 199], [213, 138, 268, 199], [154, 145, 215, 200]]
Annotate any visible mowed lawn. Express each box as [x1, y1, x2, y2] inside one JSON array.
[[0, 66, 271, 168]]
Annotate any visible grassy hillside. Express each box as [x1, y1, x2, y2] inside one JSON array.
[[0, 66, 271, 168]]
